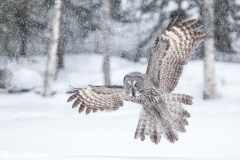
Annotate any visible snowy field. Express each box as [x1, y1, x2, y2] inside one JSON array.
[[0, 54, 240, 160]]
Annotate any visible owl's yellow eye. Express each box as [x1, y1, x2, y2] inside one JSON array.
[[135, 82, 138, 87]]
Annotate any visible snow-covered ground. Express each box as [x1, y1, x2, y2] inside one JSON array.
[[0, 54, 240, 160]]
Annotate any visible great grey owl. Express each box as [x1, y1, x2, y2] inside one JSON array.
[[67, 16, 204, 144]]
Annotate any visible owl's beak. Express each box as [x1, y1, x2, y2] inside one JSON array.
[[132, 88, 135, 97]]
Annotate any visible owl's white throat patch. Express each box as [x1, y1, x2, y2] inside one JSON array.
[[135, 91, 141, 97]]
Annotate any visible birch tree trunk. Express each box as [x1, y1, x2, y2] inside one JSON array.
[[19, 1, 28, 57], [57, 1, 66, 70], [43, 0, 62, 97], [20, 30, 27, 56], [203, 0, 215, 99], [102, 0, 111, 85], [54, 1, 65, 81]]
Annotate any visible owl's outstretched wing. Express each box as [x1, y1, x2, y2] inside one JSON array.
[[67, 85, 132, 114], [134, 102, 190, 144], [146, 16, 204, 93]]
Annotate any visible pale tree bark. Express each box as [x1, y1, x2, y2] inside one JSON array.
[[54, 1, 66, 81], [203, 0, 215, 99], [44, 0, 62, 97], [102, 0, 111, 85]]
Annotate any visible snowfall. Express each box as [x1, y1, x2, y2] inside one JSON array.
[[0, 54, 240, 160]]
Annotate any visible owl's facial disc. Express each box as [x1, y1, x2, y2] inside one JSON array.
[[124, 76, 144, 97]]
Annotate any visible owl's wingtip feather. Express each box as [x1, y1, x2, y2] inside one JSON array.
[[66, 90, 76, 94]]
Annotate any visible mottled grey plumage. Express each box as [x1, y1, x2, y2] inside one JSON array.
[[67, 16, 204, 144]]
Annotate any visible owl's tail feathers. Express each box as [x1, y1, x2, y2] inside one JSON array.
[[134, 108, 163, 145], [161, 93, 193, 105], [162, 123, 179, 143], [134, 119, 162, 145], [134, 118, 148, 142], [134, 107, 185, 144]]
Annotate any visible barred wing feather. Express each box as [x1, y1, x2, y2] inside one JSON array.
[[67, 85, 131, 114], [146, 16, 205, 93]]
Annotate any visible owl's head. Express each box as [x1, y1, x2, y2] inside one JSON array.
[[123, 72, 144, 97]]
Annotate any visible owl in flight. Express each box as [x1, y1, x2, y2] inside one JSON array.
[[67, 16, 204, 144]]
